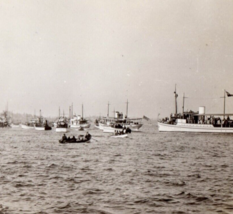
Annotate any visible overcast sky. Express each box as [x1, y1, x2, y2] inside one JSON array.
[[0, 0, 233, 118]]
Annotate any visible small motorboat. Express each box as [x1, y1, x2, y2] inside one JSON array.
[[59, 135, 91, 144], [111, 134, 128, 138]]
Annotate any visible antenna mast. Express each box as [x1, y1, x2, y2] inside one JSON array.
[[174, 85, 178, 115], [126, 100, 129, 118], [182, 93, 187, 116]]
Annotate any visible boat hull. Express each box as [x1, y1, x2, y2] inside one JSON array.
[[35, 127, 45, 131], [158, 122, 233, 133], [70, 123, 91, 129], [129, 123, 143, 131], [11, 124, 20, 128], [21, 124, 35, 129], [56, 128, 68, 133], [103, 127, 124, 133], [111, 134, 128, 138]]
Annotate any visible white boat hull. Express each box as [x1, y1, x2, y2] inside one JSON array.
[[103, 127, 123, 133], [158, 122, 233, 133], [11, 124, 20, 128], [21, 124, 35, 129], [99, 123, 142, 132], [35, 127, 45, 131], [111, 134, 128, 138], [129, 123, 143, 131], [56, 128, 68, 133], [70, 123, 90, 129]]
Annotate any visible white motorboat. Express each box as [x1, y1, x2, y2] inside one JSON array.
[[158, 89, 233, 133]]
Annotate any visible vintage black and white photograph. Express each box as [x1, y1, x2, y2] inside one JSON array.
[[0, 1, 233, 213]]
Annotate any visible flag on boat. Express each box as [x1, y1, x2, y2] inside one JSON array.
[[225, 91, 233, 97], [143, 115, 150, 121]]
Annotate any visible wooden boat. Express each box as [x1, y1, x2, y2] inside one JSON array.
[[111, 134, 128, 138], [59, 135, 91, 144]]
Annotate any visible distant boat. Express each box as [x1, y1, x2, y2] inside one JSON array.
[[0, 110, 11, 128], [95, 113, 142, 132], [95, 101, 143, 132], [158, 88, 233, 133], [55, 117, 69, 132], [70, 115, 91, 129], [21, 118, 37, 129], [35, 110, 52, 131], [70, 105, 90, 129], [10, 124, 20, 128]]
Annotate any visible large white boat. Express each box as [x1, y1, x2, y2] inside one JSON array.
[[158, 89, 233, 133]]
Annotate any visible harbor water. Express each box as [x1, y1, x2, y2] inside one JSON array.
[[0, 121, 233, 214]]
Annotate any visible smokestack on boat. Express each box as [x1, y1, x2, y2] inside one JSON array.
[[199, 106, 205, 115]]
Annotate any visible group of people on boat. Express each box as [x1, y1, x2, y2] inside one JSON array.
[[60, 132, 91, 143], [160, 114, 233, 127], [114, 127, 131, 135]]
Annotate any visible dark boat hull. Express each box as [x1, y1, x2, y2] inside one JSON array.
[[59, 136, 91, 144]]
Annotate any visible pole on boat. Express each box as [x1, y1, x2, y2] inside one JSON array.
[[59, 107, 60, 118], [126, 100, 129, 118], [224, 90, 226, 119], [182, 93, 187, 116], [72, 103, 73, 118], [82, 104, 83, 118], [174, 85, 178, 115], [69, 106, 71, 119], [107, 102, 110, 118]]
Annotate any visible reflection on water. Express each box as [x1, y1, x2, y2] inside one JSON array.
[[1, 122, 233, 214]]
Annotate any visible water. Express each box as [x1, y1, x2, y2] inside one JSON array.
[[1, 122, 233, 214]]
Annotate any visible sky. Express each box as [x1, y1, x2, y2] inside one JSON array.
[[0, 0, 233, 118]]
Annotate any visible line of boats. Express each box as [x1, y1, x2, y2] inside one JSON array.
[[0, 103, 144, 134], [5, 88, 233, 135]]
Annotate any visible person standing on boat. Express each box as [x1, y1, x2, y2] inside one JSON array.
[[62, 134, 67, 141], [85, 132, 91, 140]]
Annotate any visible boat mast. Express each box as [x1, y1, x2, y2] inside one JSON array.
[[39, 109, 42, 123], [126, 100, 128, 118], [59, 107, 60, 118], [182, 93, 187, 116], [224, 90, 226, 119], [107, 102, 110, 117], [72, 103, 73, 118], [174, 85, 178, 115], [82, 104, 83, 118]]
